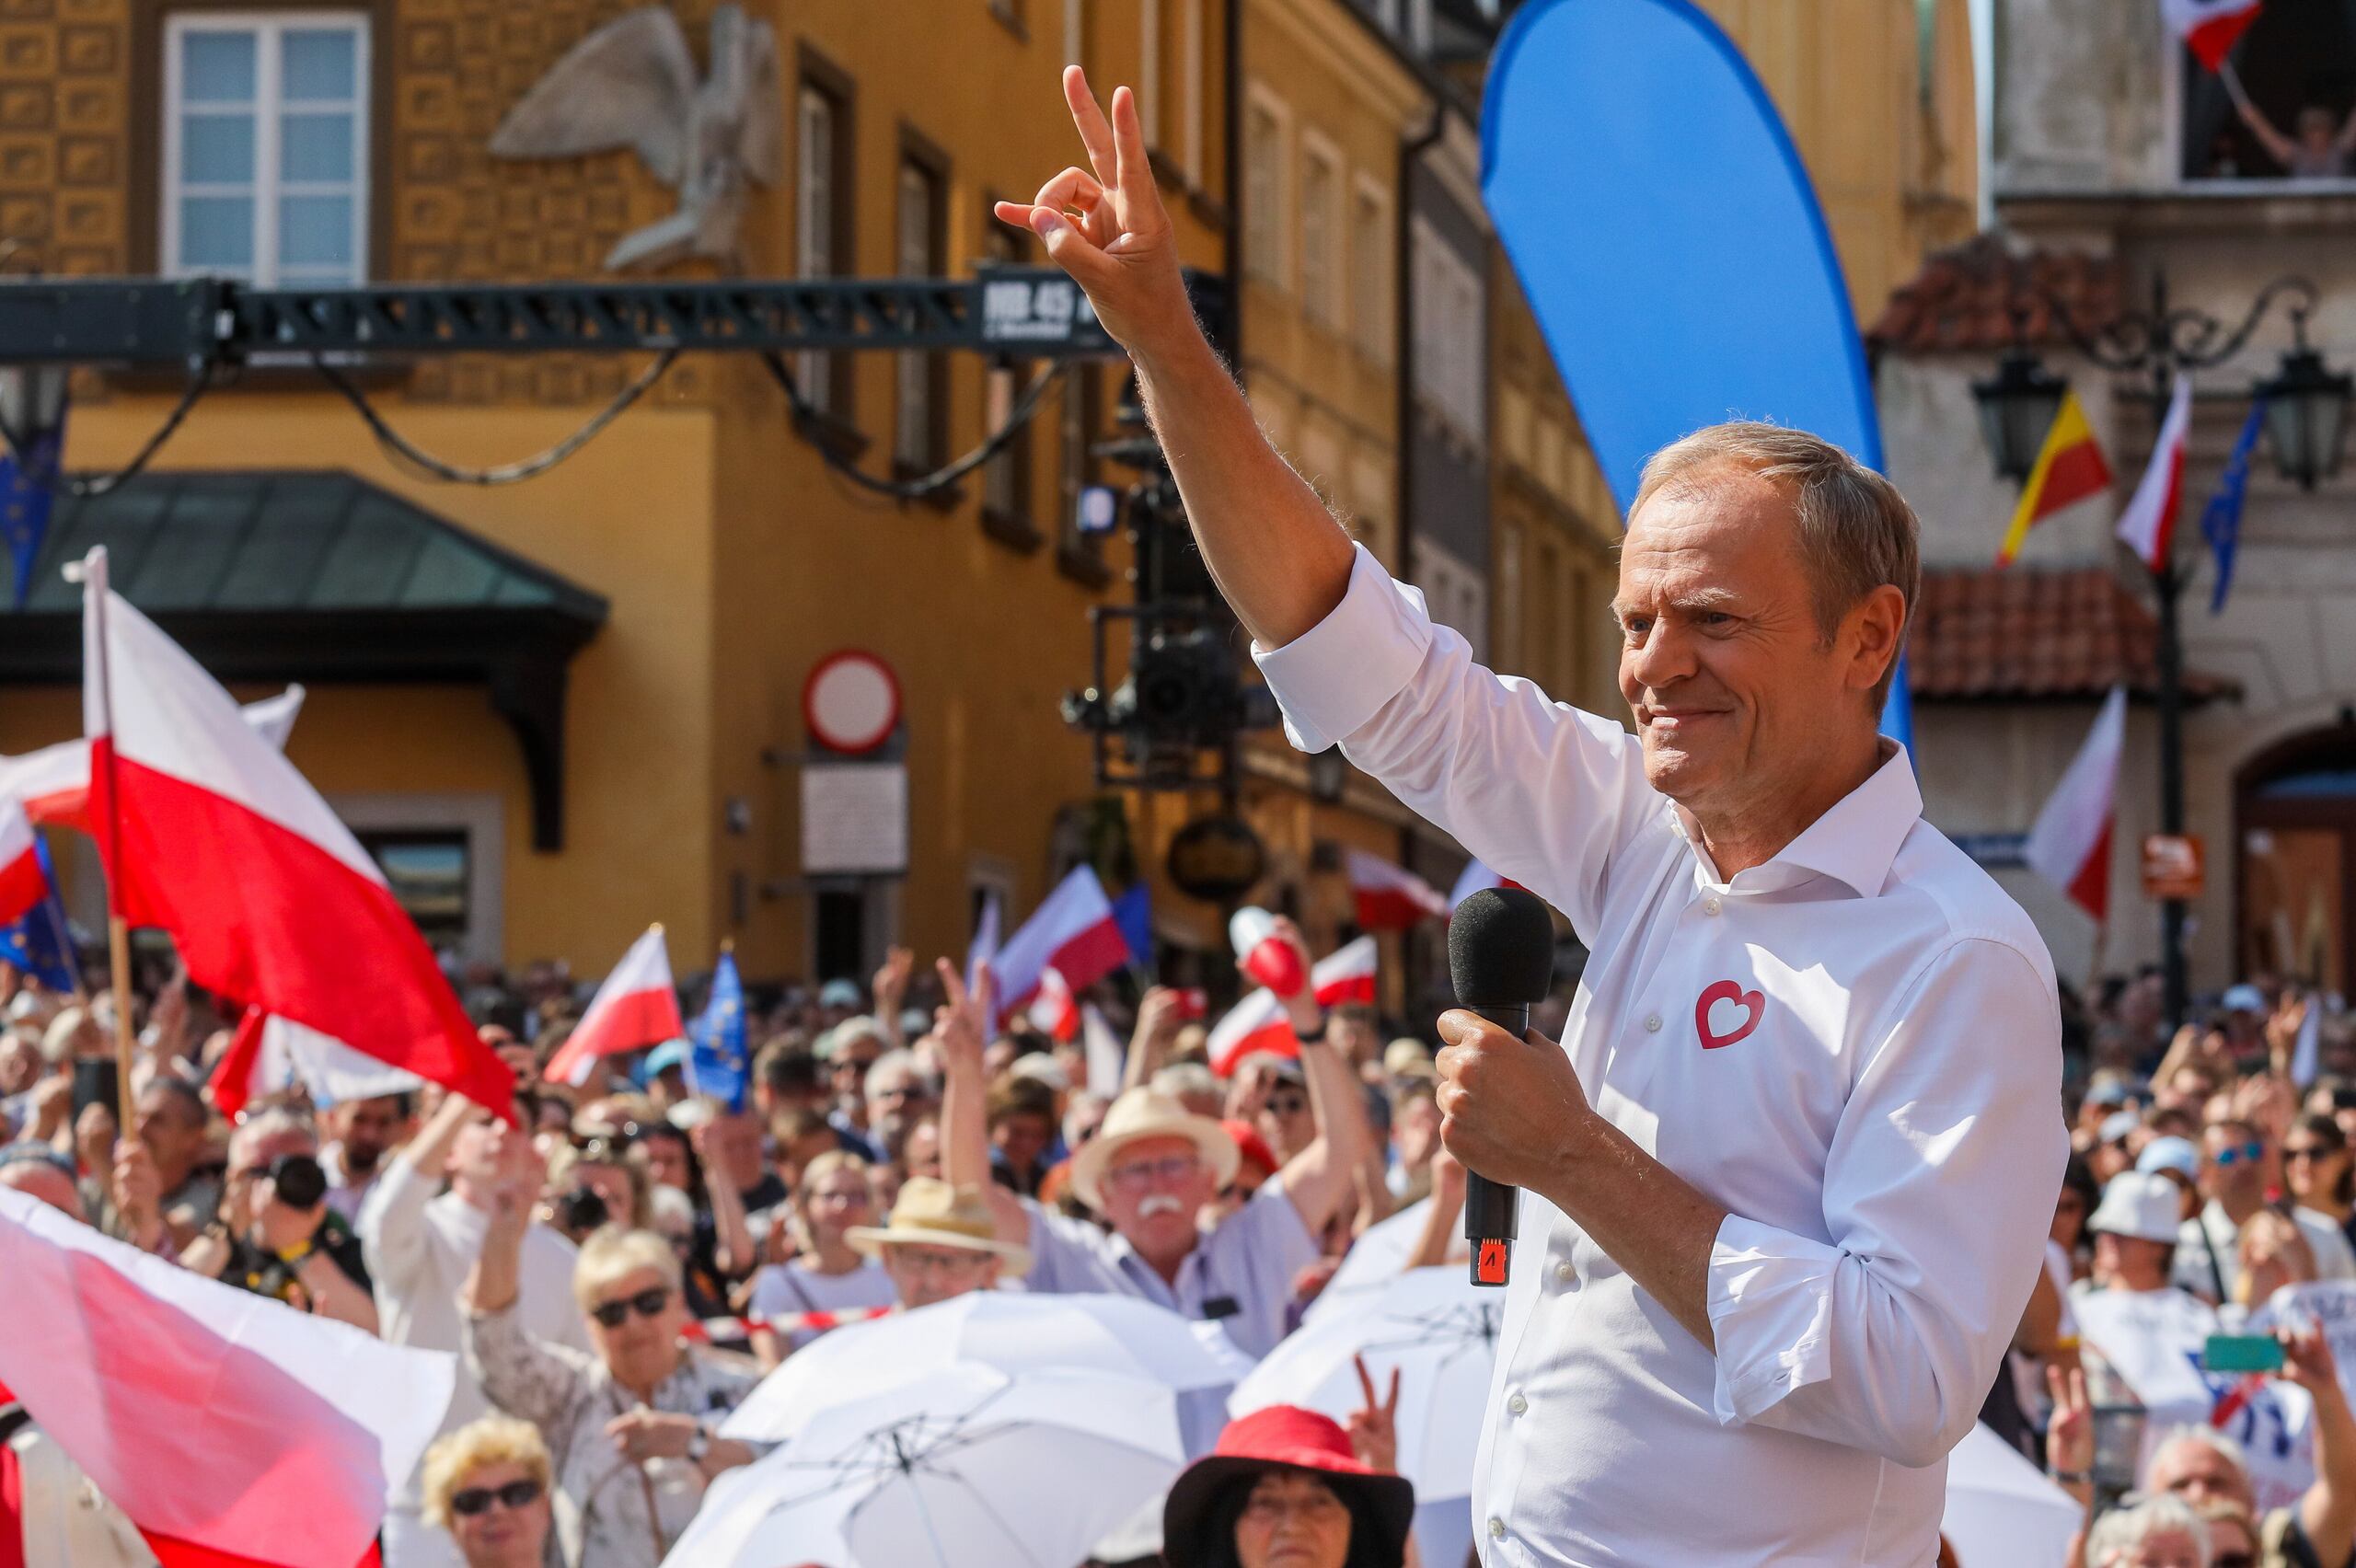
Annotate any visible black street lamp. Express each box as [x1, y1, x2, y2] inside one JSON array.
[[1972, 271, 2350, 1028]]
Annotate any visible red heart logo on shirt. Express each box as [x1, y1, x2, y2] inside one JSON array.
[[1695, 980, 1763, 1050]]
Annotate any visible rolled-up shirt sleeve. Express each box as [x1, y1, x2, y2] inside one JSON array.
[[1703, 937, 2066, 1469], [1252, 543, 1657, 942]]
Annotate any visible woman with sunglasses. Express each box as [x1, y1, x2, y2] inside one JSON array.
[[422, 1415, 554, 1568], [2283, 1113, 2356, 1258], [464, 1153, 761, 1567], [744, 1150, 894, 1366]]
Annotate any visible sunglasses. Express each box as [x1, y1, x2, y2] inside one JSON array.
[[588, 1286, 672, 1328], [1265, 1093, 1309, 1117], [449, 1479, 544, 1516], [2213, 1142, 2266, 1167]]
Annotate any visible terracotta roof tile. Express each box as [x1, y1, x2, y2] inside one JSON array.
[[1908, 565, 2240, 703], [1868, 235, 2127, 356]]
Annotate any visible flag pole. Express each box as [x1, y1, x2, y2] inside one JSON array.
[[75, 548, 135, 1133]]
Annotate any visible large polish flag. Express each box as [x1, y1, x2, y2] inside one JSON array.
[[2115, 373, 2194, 572], [987, 866, 1130, 1020], [2025, 686, 2129, 921], [0, 1186, 453, 1568], [542, 924, 686, 1086], [210, 1007, 428, 1121], [1345, 848, 1450, 931], [0, 685, 305, 830], [1207, 935, 1379, 1077], [0, 795, 44, 928], [79, 548, 515, 1117], [2163, 0, 2262, 71]]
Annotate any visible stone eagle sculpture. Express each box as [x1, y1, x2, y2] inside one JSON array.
[[489, 4, 781, 271]]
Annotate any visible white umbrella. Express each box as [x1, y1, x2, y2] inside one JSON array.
[[1940, 1422, 2083, 1567], [664, 1364, 1185, 1568], [1230, 1265, 1500, 1501], [721, 1290, 1250, 1445], [1308, 1196, 1444, 1325]]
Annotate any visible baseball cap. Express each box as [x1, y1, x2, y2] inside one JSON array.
[[2098, 1110, 2142, 1146], [2135, 1136, 2200, 1179]]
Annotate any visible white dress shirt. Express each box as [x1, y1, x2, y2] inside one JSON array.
[[1255, 547, 2066, 1567], [2174, 1198, 2356, 1301]]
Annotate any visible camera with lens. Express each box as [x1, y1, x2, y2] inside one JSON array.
[[266, 1152, 328, 1211], [554, 1184, 610, 1237]]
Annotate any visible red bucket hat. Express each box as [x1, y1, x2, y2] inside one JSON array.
[[1222, 1118, 1280, 1182], [1161, 1405, 1415, 1566]]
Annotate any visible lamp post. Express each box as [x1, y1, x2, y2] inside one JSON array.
[[1971, 272, 2351, 1028]]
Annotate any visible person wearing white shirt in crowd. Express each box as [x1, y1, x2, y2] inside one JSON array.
[[359, 1092, 593, 1568], [2174, 1118, 2356, 1305], [992, 66, 2062, 1564], [744, 1149, 895, 1365], [938, 942, 1370, 1361]]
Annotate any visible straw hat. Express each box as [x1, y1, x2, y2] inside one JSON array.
[[844, 1177, 1033, 1274], [1068, 1087, 1240, 1210]]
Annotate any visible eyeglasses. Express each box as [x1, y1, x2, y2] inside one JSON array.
[[1242, 1488, 1347, 1525], [2285, 1146, 2334, 1163], [449, 1479, 544, 1516], [1265, 1093, 1309, 1117], [588, 1286, 672, 1328], [887, 1247, 991, 1277], [2212, 1142, 2267, 1167], [1103, 1153, 1203, 1194]]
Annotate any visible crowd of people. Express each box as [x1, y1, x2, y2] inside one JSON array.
[[0, 917, 1487, 1568], [5, 912, 2352, 1568]]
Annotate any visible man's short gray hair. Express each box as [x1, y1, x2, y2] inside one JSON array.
[[2152, 1423, 2249, 1484], [1632, 421, 1921, 709], [864, 1047, 935, 1102], [2085, 1492, 2211, 1567]]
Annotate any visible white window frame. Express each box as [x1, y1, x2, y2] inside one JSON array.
[[894, 156, 941, 469], [795, 81, 839, 413], [1243, 81, 1291, 291], [331, 791, 504, 966], [1299, 128, 1344, 330], [162, 10, 370, 285], [1349, 170, 1392, 363]]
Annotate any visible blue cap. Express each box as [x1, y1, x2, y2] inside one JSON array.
[[644, 1039, 691, 1078], [2222, 984, 2268, 1014], [2137, 1136, 2200, 1178]]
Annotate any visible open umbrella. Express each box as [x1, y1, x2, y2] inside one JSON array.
[[1229, 1265, 1499, 1502], [664, 1364, 1185, 1568], [1940, 1422, 2082, 1566], [720, 1289, 1251, 1447]]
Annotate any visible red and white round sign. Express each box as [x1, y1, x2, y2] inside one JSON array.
[[803, 650, 901, 755]]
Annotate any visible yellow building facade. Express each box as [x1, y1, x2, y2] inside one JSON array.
[[0, 0, 1234, 983]]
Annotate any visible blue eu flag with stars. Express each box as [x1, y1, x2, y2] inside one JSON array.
[[688, 949, 748, 1111], [0, 836, 78, 994]]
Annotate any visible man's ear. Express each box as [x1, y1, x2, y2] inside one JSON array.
[[1844, 584, 1908, 695]]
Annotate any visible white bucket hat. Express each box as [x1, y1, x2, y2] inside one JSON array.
[[2089, 1170, 2183, 1245], [1068, 1087, 1241, 1210]]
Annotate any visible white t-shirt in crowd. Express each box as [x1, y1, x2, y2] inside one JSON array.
[[746, 1258, 897, 1349], [357, 1153, 592, 1568]]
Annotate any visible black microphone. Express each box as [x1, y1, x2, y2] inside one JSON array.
[[1448, 885, 1558, 1287]]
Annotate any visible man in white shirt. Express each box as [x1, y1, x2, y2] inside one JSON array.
[[996, 69, 2065, 1565], [2175, 1117, 2356, 1301], [358, 1093, 591, 1568]]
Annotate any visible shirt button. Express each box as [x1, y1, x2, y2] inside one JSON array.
[[1554, 1261, 1576, 1284], [1703, 895, 1723, 916], [1644, 1013, 1662, 1032], [1488, 1516, 1507, 1540], [1507, 1390, 1529, 1416]]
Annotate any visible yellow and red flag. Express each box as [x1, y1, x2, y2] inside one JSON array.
[[1997, 390, 2112, 566]]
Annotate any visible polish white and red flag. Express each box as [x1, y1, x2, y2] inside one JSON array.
[[2163, 0, 2262, 71], [209, 1007, 429, 1122], [1207, 935, 1379, 1077], [2115, 373, 2195, 572], [2025, 686, 2129, 921], [987, 866, 1130, 1021], [1448, 859, 1521, 909], [0, 794, 44, 928], [1346, 848, 1450, 931], [0, 1185, 453, 1568], [541, 924, 686, 1086], [1026, 964, 1081, 1043], [0, 684, 305, 831], [78, 548, 514, 1117]]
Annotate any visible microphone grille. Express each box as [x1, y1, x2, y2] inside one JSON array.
[[1448, 885, 1557, 1005]]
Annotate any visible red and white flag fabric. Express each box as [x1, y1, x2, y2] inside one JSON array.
[[1448, 859, 1519, 909], [2025, 686, 2128, 921], [1345, 848, 1450, 931], [209, 1007, 429, 1122], [0, 685, 305, 831], [79, 548, 514, 1117], [2115, 373, 2194, 572], [1207, 936, 1379, 1077], [1080, 1002, 1126, 1096], [1027, 964, 1080, 1043], [542, 924, 685, 1086], [0, 794, 44, 928], [0, 1186, 453, 1568], [987, 866, 1129, 1021], [2163, 0, 2262, 71]]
